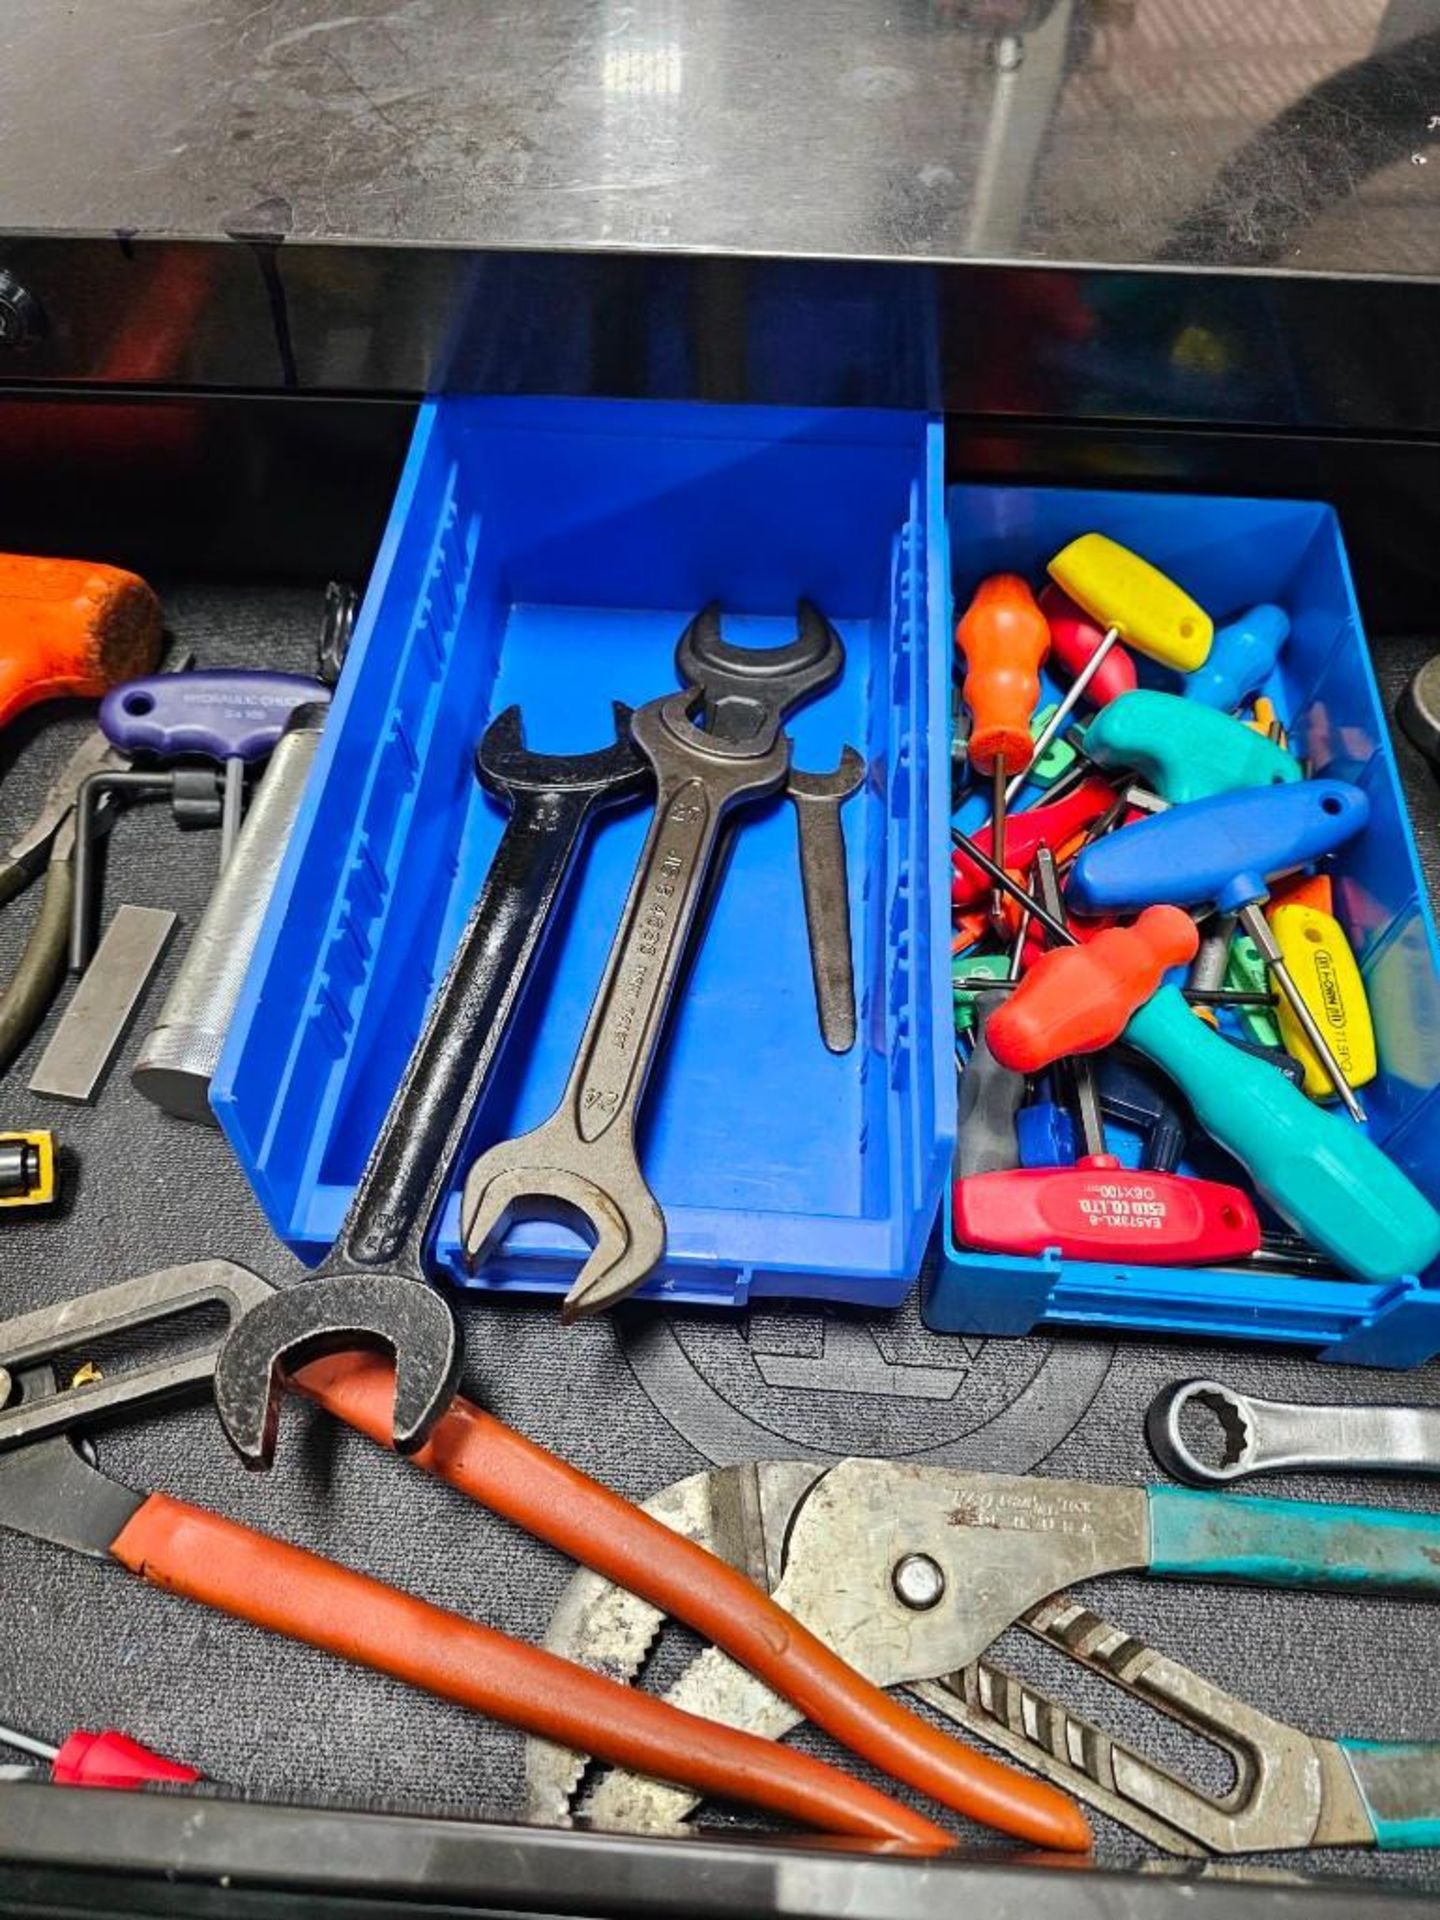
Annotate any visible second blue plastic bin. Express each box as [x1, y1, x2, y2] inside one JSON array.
[[928, 485, 1440, 1365]]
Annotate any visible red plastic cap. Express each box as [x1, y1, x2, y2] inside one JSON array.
[[952, 1161, 1260, 1263], [1039, 583, 1138, 708], [52, 1729, 202, 1790]]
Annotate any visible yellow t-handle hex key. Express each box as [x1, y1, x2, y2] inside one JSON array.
[[1008, 533, 1214, 810]]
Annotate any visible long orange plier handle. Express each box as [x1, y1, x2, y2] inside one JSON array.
[[293, 1352, 1091, 1854]]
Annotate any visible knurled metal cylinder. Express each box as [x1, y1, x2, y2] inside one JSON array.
[[131, 708, 325, 1124]]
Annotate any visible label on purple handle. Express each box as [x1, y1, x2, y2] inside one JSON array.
[[99, 670, 330, 763]]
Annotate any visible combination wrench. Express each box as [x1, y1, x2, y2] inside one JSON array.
[[461, 601, 847, 1323], [1148, 1378, 1440, 1485]]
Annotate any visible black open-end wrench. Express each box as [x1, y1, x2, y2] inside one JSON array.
[[212, 705, 649, 1467], [460, 603, 845, 1323]]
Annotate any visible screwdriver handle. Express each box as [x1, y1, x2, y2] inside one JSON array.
[[953, 1157, 1259, 1264], [1185, 604, 1290, 711], [950, 775, 1115, 909], [1269, 902, 1377, 1100], [51, 1728, 202, 1789], [1082, 689, 1302, 805], [1038, 583, 1137, 707], [955, 576, 1049, 775], [987, 907, 1199, 1072], [1124, 985, 1440, 1282], [99, 669, 331, 765], [1047, 534, 1213, 671], [1069, 781, 1370, 915]]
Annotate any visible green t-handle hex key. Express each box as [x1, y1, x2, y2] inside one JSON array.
[[1082, 689, 1302, 805], [1125, 985, 1440, 1283]]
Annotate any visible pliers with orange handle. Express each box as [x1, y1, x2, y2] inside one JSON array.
[[0, 1262, 1090, 1854]]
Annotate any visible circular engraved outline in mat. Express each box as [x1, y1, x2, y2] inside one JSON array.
[[621, 1299, 1114, 1468]]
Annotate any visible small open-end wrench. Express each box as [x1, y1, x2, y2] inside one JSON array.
[[1148, 1379, 1440, 1486], [788, 746, 864, 1055], [213, 705, 649, 1466], [460, 602, 844, 1324]]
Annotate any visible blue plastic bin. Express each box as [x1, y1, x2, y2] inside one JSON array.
[[213, 397, 952, 1308], [925, 485, 1440, 1367]]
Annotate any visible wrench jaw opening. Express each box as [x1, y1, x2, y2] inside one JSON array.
[[677, 600, 844, 745], [459, 1154, 667, 1324], [475, 702, 649, 803], [212, 1273, 461, 1470]]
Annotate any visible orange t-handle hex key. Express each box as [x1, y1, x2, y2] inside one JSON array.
[[987, 905, 1199, 1072], [955, 575, 1049, 924]]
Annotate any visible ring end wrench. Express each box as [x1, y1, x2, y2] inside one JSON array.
[[1148, 1377, 1440, 1485]]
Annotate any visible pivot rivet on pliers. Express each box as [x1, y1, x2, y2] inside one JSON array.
[[892, 1553, 946, 1611]]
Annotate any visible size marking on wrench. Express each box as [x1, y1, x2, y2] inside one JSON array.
[[582, 779, 714, 1117]]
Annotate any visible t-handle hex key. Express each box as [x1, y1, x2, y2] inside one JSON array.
[[0, 1269, 1089, 1851], [461, 602, 847, 1322], [213, 704, 650, 1467]]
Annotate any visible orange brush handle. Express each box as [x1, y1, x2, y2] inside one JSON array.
[[0, 554, 162, 728], [955, 575, 1050, 775], [293, 1354, 1092, 1854], [987, 905, 1199, 1071], [111, 1491, 949, 1848]]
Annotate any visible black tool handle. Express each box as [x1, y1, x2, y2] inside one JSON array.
[[330, 785, 607, 1275], [956, 990, 1025, 1178]]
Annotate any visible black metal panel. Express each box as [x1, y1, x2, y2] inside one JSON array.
[[1, 240, 1439, 437], [0, 388, 415, 582], [2, 1784, 1434, 1919], [0, 0, 1436, 279]]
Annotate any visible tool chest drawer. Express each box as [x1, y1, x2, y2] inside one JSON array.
[[213, 398, 952, 1309], [929, 486, 1440, 1366], [7, 388, 1440, 1920]]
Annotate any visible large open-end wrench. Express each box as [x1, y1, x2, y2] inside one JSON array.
[[213, 705, 649, 1466], [460, 602, 844, 1323]]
